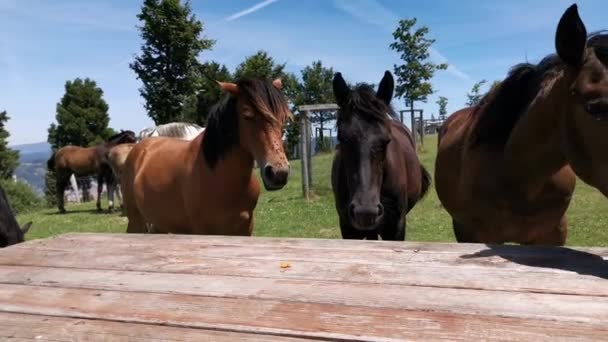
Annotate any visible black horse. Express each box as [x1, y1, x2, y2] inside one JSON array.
[[331, 71, 431, 240], [0, 184, 32, 247]]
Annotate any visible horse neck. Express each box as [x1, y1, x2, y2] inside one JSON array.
[[502, 74, 570, 192], [192, 136, 255, 192]]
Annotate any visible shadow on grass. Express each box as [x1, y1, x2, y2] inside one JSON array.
[[461, 244, 608, 280]]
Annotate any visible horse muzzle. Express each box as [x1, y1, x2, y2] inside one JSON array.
[[261, 164, 290, 191], [349, 202, 384, 230]]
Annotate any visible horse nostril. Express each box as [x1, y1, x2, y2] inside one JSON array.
[[377, 204, 384, 217], [264, 165, 275, 180]]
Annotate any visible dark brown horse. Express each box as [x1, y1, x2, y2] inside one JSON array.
[[435, 4, 608, 245], [0, 184, 32, 247], [121, 78, 290, 235], [331, 71, 431, 240], [47, 130, 137, 213]]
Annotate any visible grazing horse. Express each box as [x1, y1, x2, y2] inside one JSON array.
[[435, 4, 608, 245], [331, 71, 431, 240], [47, 130, 137, 213], [138, 122, 204, 141], [0, 184, 32, 247], [122, 78, 291, 235]]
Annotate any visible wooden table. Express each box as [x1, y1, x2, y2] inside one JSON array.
[[0, 233, 607, 341]]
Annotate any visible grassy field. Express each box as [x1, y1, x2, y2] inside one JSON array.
[[17, 134, 608, 246]]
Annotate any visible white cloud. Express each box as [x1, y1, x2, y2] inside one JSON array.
[[225, 0, 280, 22]]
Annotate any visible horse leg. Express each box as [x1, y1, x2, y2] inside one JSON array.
[[55, 172, 69, 214], [126, 207, 147, 234], [96, 174, 103, 212], [339, 217, 367, 239], [107, 180, 115, 213], [379, 214, 406, 241], [452, 219, 478, 243], [526, 215, 568, 246]]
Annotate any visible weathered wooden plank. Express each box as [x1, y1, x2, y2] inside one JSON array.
[[7, 234, 608, 281], [0, 284, 605, 341], [0, 312, 310, 341], [0, 267, 607, 324], [0, 248, 606, 297], [20, 233, 608, 257]]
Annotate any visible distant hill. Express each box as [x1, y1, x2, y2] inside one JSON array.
[[10, 141, 51, 195], [11, 141, 51, 155]]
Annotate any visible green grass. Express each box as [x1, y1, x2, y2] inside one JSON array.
[[17, 134, 608, 246]]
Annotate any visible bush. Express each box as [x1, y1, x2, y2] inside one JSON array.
[[1, 179, 44, 215]]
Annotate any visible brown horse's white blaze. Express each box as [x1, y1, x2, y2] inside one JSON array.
[[435, 4, 608, 245], [121, 78, 290, 235]]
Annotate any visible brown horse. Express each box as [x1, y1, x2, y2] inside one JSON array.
[[105, 143, 136, 213], [332, 71, 431, 240], [435, 4, 608, 245], [48, 130, 137, 213], [0, 184, 32, 247], [122, 78, 291, 235]]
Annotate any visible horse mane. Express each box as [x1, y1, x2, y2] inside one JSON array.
[[470, 31, 608, 147], [106, 130, 135, 144], [339, 83, 397, 124], [202, 78, 290, 169]]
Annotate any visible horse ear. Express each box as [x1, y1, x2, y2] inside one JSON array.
[[21, 221, 32, 234], [376, 70, 394, 105], [555, 4, 587, 67], [333, 72, 351, 107], [272, 78, 282, 89], [216, 81, 239, 94]]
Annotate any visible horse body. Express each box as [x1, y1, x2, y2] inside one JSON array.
[[436, 106, 575, 245], [122, 78, 290, 235], [123, 135, 259, 234], [436, 5, 608, 245], [48, 130, 137, 213], [0, 184, 32, 247], [331, 71, 430, 241]]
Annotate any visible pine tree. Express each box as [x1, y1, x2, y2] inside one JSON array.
[[181, 61, 232, 126], [0, 111, 19, 179], [131, 0, 215, 125]]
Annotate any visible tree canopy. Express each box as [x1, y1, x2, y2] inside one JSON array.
[[466, 80, 487, 107], [390, 18, 447, 113], [436, 96, 448, 119], [0, 111, 19, 179], [130, 0, 215, 125], [47, 78, 113, 149]]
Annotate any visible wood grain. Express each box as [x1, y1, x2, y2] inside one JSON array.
[[0, 284, 606, 341]]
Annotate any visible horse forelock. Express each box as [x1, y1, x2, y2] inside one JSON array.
[[338, 84, 395, 128], [238, 79, 291, 125]]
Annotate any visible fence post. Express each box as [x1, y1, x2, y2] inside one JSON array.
[[300, 110, 310, 200]]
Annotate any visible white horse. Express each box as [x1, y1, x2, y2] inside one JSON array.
[[138, 122, 205, 141]]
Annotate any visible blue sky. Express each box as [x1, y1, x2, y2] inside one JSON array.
[[1, 0, 607, 145]]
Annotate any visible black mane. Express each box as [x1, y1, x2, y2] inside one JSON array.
[[106, 130, 136, 145], [338, 84, 397, 124], [202, 79, 289, 168], [470, 31, 608, 147]]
